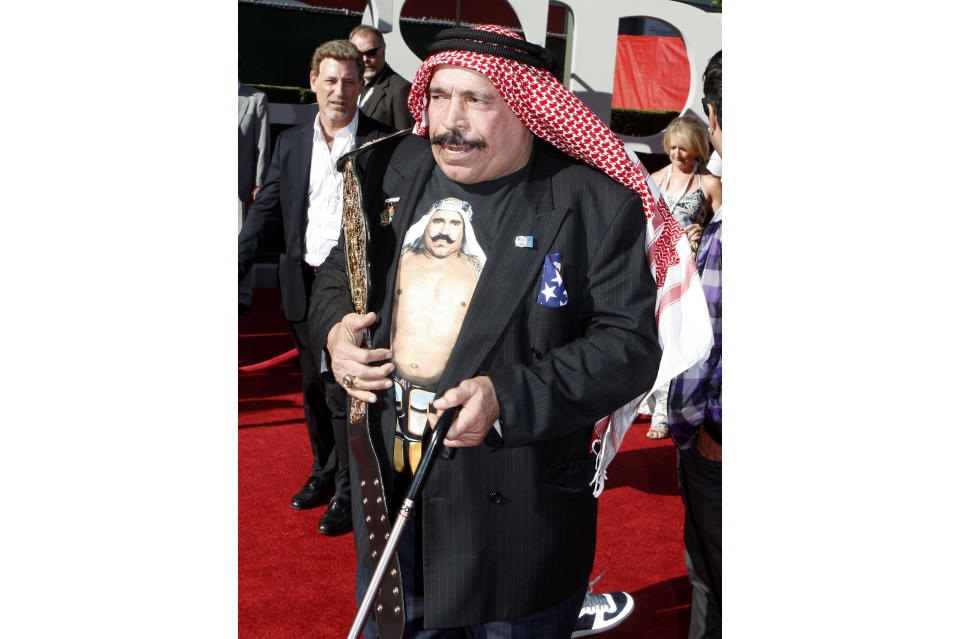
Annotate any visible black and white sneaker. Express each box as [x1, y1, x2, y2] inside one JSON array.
[[571, 590, 635, 637]]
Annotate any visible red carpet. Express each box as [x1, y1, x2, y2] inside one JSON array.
[[240, 289, 691, 638]]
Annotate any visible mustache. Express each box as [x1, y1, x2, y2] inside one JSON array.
[[430, 233, 456, 244], [430, 130, 486, 150]]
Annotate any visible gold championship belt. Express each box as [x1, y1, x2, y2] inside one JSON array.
[[336, 129, 411, 639], [340, 154, 370, 426]]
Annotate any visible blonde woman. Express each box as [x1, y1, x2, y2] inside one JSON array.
[[645, 115, 721, 439], [651, 114, 722, 253]]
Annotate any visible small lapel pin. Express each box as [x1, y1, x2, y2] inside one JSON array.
[[380, 197, 400, 226], [514, 235, 534, 248]]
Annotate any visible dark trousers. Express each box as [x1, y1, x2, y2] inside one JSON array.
[[355, 511, 585, 638], [678, 439, 722, 639], [287, 267, 351, 499]]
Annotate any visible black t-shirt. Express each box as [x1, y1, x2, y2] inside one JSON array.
[[415, 162, 527, 251], [389, 161, 530, 474]]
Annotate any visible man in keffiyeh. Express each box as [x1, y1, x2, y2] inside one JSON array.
[[311, 24, 706, 638]]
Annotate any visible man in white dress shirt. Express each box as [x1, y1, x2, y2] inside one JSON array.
[[238, 40, 394, 535]]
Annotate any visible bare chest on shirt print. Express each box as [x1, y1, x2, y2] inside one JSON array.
[[389, 197, 486, 474]]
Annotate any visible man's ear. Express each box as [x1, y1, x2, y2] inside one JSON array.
[[708, 104, 719, 133], [308, 70, 318, 91]]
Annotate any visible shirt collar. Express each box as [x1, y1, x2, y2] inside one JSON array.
[[313, 109, 359, 146]]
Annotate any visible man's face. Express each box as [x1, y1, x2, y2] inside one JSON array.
[[427, 65, 533, 185], [423, 209, 465, 259], [350, 32, 386, 83], [309, 57, 361, 128]]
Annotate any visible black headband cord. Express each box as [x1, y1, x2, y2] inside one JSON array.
[[426, 27, 555, 72]]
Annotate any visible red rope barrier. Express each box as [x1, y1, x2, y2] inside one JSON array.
[[239, 348, 298, 373]]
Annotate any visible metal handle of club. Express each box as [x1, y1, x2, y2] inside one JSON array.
[[346, 406, 460, 639]]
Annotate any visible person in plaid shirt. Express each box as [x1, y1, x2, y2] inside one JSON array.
[[667, 50, 722, 639]]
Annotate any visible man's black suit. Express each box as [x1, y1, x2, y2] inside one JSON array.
[[359, 64, 414, 131], [239, 112, 394, 492], [310, 134, 661, 627]]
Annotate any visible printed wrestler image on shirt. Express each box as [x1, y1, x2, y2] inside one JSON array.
[[390, 197, 486, 473]]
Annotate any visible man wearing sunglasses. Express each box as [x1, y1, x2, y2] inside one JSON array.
[[349, 25, 415, 131]]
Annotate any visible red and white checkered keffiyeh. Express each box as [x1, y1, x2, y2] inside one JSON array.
[[408, 25, 713, 495]]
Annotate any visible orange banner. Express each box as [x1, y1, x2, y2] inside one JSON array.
[[611, 35, 690, 111]]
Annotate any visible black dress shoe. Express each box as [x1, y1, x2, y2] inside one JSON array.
[[290, 477, 329, 510], [317, 497, 352, 536]]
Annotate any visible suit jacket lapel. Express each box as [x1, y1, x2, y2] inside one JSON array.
[[363, 86, 387, 120], [371, 139, 434, 350], [360, 138, 434, 453], [362, 66, 394, 120], [289, 123, 314, 242], [436, 144, 570, 394], [355, 113, 385, 146]]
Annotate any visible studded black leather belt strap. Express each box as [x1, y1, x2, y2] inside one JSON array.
[[340, 155, 405, 639], [348, 414, 405, 638]]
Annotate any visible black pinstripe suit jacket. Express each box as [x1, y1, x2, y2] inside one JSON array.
[[311, 134, 661, 627]]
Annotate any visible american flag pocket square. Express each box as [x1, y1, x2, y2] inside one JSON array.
[[537, 253, 568, 307]]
